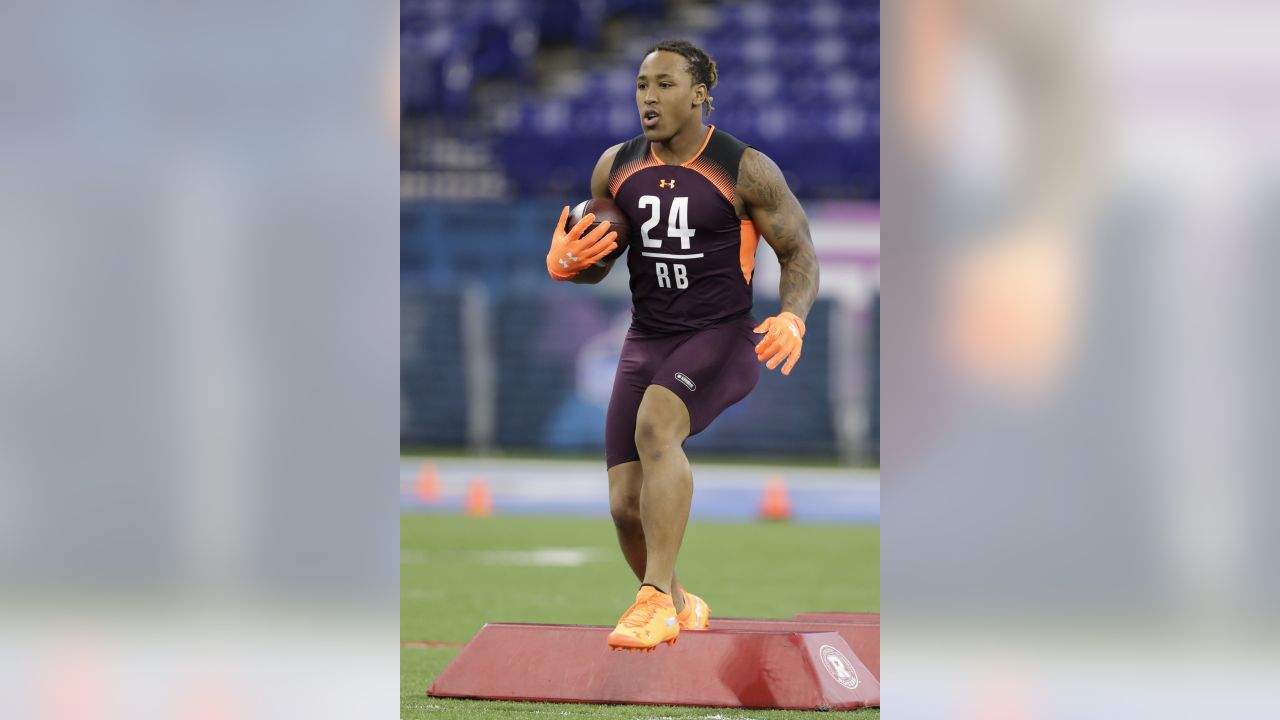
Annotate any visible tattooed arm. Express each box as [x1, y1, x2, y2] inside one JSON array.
[[737, 148, 820, 320]]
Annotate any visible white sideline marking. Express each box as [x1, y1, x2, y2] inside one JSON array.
[[401, 547, 608, 567], [474, 547, 607, 567]]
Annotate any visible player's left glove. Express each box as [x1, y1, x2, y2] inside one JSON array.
[[753, 311, 806, 376]]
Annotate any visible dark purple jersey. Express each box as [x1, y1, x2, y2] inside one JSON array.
[[608, 125, 759, 335]]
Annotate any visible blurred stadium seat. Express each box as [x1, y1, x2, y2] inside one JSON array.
[[401, 0, 879, 201]]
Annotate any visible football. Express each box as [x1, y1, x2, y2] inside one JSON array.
[[566, 198, 630, 263]]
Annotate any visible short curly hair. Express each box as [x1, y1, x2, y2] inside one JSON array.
[[644, 39, 719, 117]]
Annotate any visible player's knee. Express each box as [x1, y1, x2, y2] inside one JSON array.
[[635, 387, 689, 456], [609, 496, 641, 531], [608, 482, 642, 530], [633, 418, 667, 456]]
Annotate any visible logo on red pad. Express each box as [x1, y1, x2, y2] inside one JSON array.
[[818, 645, 859, 689]]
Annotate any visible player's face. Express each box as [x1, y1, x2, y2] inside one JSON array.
[[636, 51, 703, 140]]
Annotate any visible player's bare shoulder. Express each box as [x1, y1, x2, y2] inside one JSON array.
[[734, 147, 789, 217], [591, 142, 626, 200]]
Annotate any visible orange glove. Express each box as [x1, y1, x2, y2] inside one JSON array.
[[754, 311, 806, 375], [546, 206, 619, 280]]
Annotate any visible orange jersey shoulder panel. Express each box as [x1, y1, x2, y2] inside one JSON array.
[[739, 219, 759, 284], [609, 153, 660, 197]]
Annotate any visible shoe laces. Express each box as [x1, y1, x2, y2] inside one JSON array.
[[620, 596, 662, 628]]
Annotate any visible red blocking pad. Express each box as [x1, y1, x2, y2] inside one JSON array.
[[792, 611, 880, 623], [428, 622, 880, 710], [713, 616, 880, 680]]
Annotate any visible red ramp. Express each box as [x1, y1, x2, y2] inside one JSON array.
[[428, 622, 879, 710], [713, 615, 879, 680], [793, 611, 880, 623]]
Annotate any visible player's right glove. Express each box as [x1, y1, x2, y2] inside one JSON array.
[[546, 205, 619, 281]]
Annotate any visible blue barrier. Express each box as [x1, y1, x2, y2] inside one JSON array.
[[401, 289, 468, 445], [400, 285, 840, 457]]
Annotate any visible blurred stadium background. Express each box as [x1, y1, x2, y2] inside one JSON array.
[[400, 0, 881, 466]]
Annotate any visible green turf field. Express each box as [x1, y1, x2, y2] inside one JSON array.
[[402, 513, 879, 719]]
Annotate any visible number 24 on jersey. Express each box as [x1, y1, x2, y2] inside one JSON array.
[[638, 195, 695, 290], [638, 195, 695, 249]]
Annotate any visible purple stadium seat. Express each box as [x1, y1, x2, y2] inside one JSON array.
[[401, 0, 880, 201]]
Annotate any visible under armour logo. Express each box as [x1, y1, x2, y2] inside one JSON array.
[[565, 251, 580, 262], [659, 179, 676, 188]]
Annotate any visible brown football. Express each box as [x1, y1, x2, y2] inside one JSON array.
[[565, 198, 630, 263]]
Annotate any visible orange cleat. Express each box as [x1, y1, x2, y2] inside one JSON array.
[[606, 586, 680, 651], [676, 586, 711, 630]]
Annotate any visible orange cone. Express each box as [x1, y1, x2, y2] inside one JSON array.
[[464, 476, 493, 517], [759, 475, 792, 521], [415, 463, 441, 503]]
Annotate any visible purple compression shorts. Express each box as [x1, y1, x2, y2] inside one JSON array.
[[605, 315, 761, 469]]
